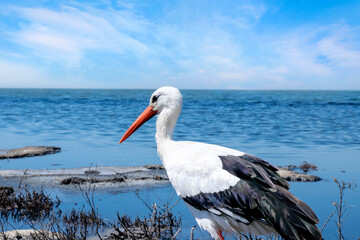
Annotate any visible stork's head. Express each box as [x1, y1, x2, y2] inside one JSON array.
[[150, 86, 182, 112], [120, 86, 182, 143]]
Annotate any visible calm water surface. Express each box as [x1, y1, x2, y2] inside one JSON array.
[[0, 89, 359, 239]]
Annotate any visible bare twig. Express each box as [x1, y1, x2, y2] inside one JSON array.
[[18, 169, 29, 189], [321, 211, 335, 233], [190, 225, 196, 240], [332, 177, 354, 240], [171, 228, 181, 240], [0, 219, 8, 240], [135, 191, 153, 211]]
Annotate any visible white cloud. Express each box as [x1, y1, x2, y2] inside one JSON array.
[[317, 36, 360, 68], [269, 24, 360, 88], [214, 3, 267, 29], [187, 22, 360, 89], [1, 1, 360, 89], [4, 1, 272, 88], [10, 5, 150, 68]]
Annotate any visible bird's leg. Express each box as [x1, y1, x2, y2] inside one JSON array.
[[217, 229, 224, 240]]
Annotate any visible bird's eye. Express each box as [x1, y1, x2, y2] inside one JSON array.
[[152, 95, 160, 103]]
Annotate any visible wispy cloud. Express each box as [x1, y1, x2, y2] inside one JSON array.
[[269, 24, 360, 89], [0, 0, 359, 89], [9, 4, 150, 67], [214, 3, 267, 29]]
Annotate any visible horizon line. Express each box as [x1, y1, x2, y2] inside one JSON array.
[[0, 87, 359, 91]]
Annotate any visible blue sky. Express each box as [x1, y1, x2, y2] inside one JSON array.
[[0, 0, 359, 89]]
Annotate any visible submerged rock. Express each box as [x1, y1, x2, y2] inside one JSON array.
[[60, 177, 88, 185], [143, 164, 322, 182], [282, 162, 319, 173], [279, 162, 321, 182], [0, 166, 169, 191], [60, 176, 127, 185], [0, 146, 61, 159], [143, 164, 165, 170], [0, 163, 320, 192], [277, 168, 321, 182], [298, 161, 318, 173]]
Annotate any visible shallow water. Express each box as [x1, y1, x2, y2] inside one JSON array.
[[0, 89, 359, 239]]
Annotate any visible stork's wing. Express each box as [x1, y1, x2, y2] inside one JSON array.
[[183, 154, 322, 240], [220, 154, 290, 190]]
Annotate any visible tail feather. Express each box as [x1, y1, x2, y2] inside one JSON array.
[[258, 189, 322, 240], [258, 198, 300, 240], [300, 218, 323, 240]]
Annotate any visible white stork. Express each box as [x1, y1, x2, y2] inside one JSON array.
[[119, 86, 322, 240]]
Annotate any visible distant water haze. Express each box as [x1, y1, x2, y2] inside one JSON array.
[[0, 89, 359, 239]]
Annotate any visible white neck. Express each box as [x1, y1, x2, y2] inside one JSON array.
[[155, 106, 181, 144]]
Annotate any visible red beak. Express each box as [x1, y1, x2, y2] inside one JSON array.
[[119, 106, 157, 144]]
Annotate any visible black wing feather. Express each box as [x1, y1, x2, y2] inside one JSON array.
[[220, 154, 290, 189], [183, 154, 321, 240]]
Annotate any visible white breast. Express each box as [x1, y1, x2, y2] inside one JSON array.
[[158, 141, 245, 197]]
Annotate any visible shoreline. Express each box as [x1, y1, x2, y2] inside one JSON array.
[[0, 164, 321, 192], [0, 146, 321, 192], [0, 165, 169, 192]]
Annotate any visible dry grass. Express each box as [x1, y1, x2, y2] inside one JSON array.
[[0, 186, 59, 222], [0, 177, 357, 240]]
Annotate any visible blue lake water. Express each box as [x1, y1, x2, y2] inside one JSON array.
[[0, 89, 359, 239]]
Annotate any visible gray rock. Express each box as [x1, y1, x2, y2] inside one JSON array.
[[1, 230, 61, 240], [142, 164, 322, 182], [0, 163, 320, 193], [0, 146, 61, 159], [143, 164, 165, 170], [60, 176, 127, 185], [282, 162, 319, 173], [277, 168, 321, 182], [0, 166, 169, 191]]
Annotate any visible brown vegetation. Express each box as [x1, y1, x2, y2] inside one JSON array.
[[0, 186, 59, 221], [0, 176, 357, 240]]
